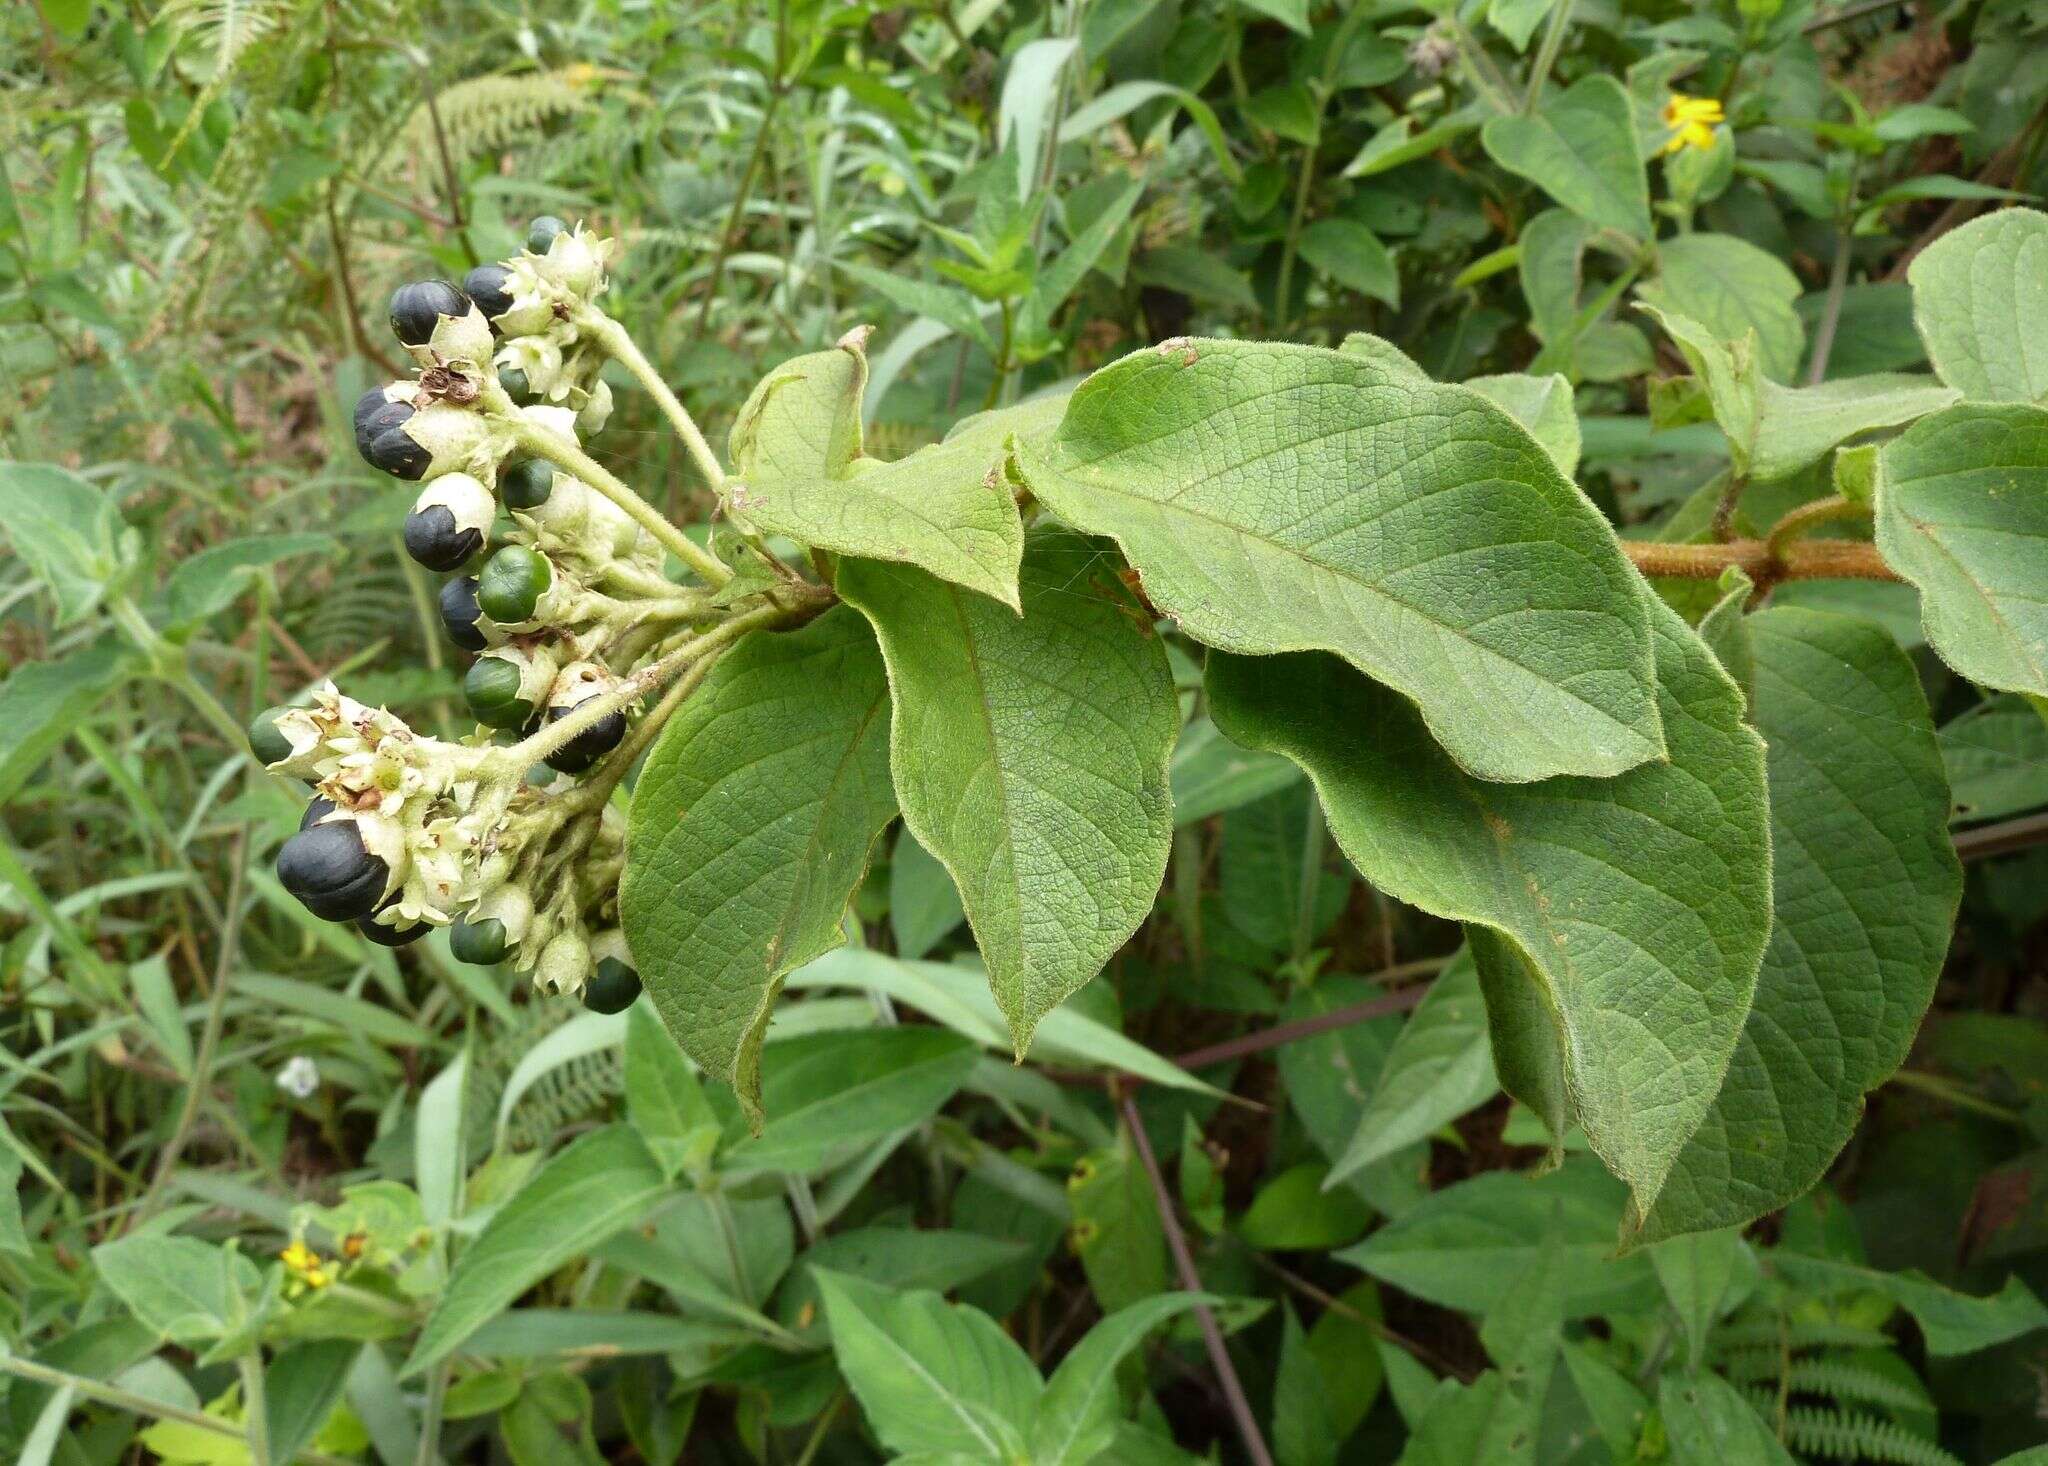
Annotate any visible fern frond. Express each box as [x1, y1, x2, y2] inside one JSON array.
[[1783, 1358, 1931, 1416], [503, 1047, 623, 1150], [382, 69, 597, 177], [1709, 1319, 1894, 1355], [1780, 1405, 1961, 1466], [160, 0, 292, 73]]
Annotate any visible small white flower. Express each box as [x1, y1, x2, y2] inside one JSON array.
[[276, 1056, 320, 1099]]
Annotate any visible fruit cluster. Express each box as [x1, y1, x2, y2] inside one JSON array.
[[248, 218, 714, 1014]]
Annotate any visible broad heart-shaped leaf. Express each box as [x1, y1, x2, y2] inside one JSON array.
[[0, 462, 132, 626], [1906, 206, 2048, 403], [1638, 234, 1805, 383], [1482, 76, 1650, 241], [837, 534, 1177, 1055], [622, 607, 896, 1125], [1874, 402, 2048, 698], [1209, 594, 1770, 1223], [1327, 949, 1499, 1185], [1021, 338, 1664, 784], [815, 1269, 1041, 1461], [725, 331, 1037, 608], [403, 1126, 669, 1376], [1641, 305, 1957, 481], [1638, 609, 1960, 1244]]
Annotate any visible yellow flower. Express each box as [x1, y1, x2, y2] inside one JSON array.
[[1661, 93, 1725, 156], [279, 1239, 332, 1291]]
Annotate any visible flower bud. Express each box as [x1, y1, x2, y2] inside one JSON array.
[[575, 378, 613, 436], [534, 927, 593, 997]]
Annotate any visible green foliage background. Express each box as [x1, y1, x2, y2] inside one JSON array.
[[4, 0, 2048, 1462]]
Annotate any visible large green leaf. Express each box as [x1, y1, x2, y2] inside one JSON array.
[[726, 1027, 979, 1174], [815, 1270, 1041, 1461], [838, 535, 1177, 1054], [1874, 402, 2048, 698], [1210, 596, 1770, 1222], [403, 1127, 669, 1375], [0, 462, 131, 626], [1328, 951, 1499, 1184], [725, 334, 1037, 608], [1642, 306, 1956, 481], [1022, 339, 1663, 783], [1639, 609, 1961, 1243], [1464, 372, 1581, 477], [1481, 76, 1650, 241], [1638, 234, 1805, 383], [1906, 206, 2048, 403], [622, 607, 897, 1124], [90, 1235, 260, 1346]]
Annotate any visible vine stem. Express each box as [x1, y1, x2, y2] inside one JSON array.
[[1520, 0, 1577, 113], [0, 1353, 354, 1466], [1117, 1087, 1275, 1466], [1622, 537, 1899, 583], [505, 407, 732, 588], [1765, 494, 1867, 557], [579, 310, 727, 492]]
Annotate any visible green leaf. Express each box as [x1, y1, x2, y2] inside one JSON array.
[[1906, 207, 2048, 403], [265, 1340, 361, 1466], [1337, 1158, 1659, 1318], [1308, 1281, 1386, 1440], [726, 1027, 978, 1174], [1482, 77, 1651, 241], [889, 825, 965, 959], [1639, 609, 1961, 1243], [622, 606, 897, 1125], [1245, 84, 1320, 146], [414, 1047, 468, 1228], [1344, 111, 1484, 180], [838, 262, 996, 354], [1395, 1370, 1538, 1466], [403, 1126, 669, 1376], [1329, 950, 1498, 1184], [1029, 1292, 1219, 1465], [1169, 715, 1302, 824], [1659, 1371, 1797, 1465], [1464, 372, 1581, 477], [90, 1235, 260, 1345], [1769, 1253, 2048, 1356], [1642, 306, 1957, 481], [727, 335, 1034, 607], [1238, 1163, 1372, 1251], [1561, 1341, 1650, 1459], [0, 462, 130, 626], [1069, 1132, 1168, 1315], [1131, 246, 1260, 312], [161, 533, 331, 629], [1273, 1304, 1339, 1466], [1518, 209, 1595, 346], [1209, 595, 1771, 1222], [1023, 339, 1663, 783], [838, 535, 1176, 1055], [624, 1003, 718, 1181], [1648, 1229, 1754, 1369], [1941, 694, 2048, 822], [0, 642, 128, 808], [501, 1371, 605, 1466], [0, 1149, 26, 1258], [1297, 218, 1398, 306], [1874, 402, 2048, 698], [1638, 234, 1805, 383], [1273, 977, 1411, 1209], [783, 1228, 1029, 1344], [1235, 0, 1309, 34], [1489, 0, 1558, 50], [815, 1270, 1041, 1460]]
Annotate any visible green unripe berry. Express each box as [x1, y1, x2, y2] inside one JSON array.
[[497, 365, 534, 403], [450, 916, 510, 965], [248, 706, 295, 766], [582, 956, 642, 1014], [465, 655, 536, 729], [500, 458, 555, 510], [476, 545, 552, 625], [527, 215, 569, 254]]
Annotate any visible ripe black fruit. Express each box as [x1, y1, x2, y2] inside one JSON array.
[[450, 916, 509, 965], [300, 796, 337, 831], [543, 696, 627, 775], [353, 386, 394, 454], [248, 706, 294, 766], [276, 821, 388, 922], [388, 280, 470, 347], [582, 956, 642, 1014], [463, 263, 515, 321], [404, 504, 484, 572], [499, 458, 554, 510], [439, 576, 488, 652], [357, 909, 428, 947], [527, 216, 568, 254], [357, 400, 428, 480]]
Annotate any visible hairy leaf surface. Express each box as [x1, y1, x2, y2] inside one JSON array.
[[1640, 609, 1960, 1243], [1638, 234, 1804, 382], [1906, 206, 2048, 403], [1209, 596, 1770, 1221], [1023, 338, 1663, 783], [839, 535, 1177, 1054], [623, 607, 896, 1124]]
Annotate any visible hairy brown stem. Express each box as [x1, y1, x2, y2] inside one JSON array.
[[1623, 537, 1900, 584]]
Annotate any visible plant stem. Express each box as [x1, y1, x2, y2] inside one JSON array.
[[1521, 0, 1577, 113], [1805, 224, 1855, 386], [239, 1353, 272, 1466], [1883, 1068, 2025, 1124], [1117, 1088, 1275, 1466], [1175, 973, 1437, 1070], [1955, 811, 2048, 862], [506, 409, 732, 588], [1289, 795, 1327, 963], [1765, 494, 1867, 556], [1622, 536, 1899, 583], [580, 310, 727, 492]]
